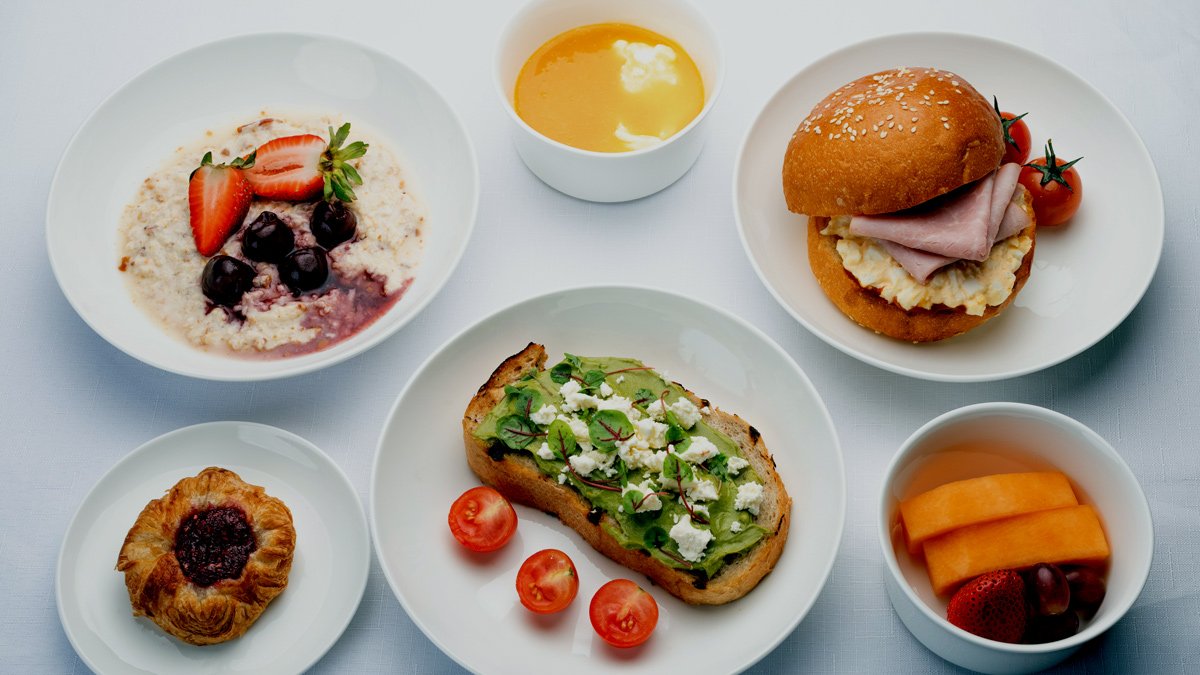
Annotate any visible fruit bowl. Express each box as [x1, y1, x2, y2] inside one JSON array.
[[877, 403, 1152, 674]]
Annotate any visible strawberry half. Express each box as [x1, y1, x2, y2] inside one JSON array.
[[946, 570, 1027, 643], [243, 123, 368, 202], [188, 152, 254, 256]]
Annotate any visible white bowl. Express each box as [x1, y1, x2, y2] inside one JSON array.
[[734, 32, 1163, 381], [878, 403, 1153, 674], [494, 0, 722, 202], [46, 32, 478, 381], [372, 285, 844, 674]]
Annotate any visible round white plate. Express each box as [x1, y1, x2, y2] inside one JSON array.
[[735, 32, 1163, 382], [372, 285, 845, 674], [56, 422, 370, 674], [46, 32, 478, 381]]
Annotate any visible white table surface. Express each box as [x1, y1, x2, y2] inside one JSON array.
[[3, 1, 1197, 672]]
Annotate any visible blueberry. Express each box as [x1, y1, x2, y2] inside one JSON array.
[[278, 246, 329, 294], [201, 255, 255, 307]]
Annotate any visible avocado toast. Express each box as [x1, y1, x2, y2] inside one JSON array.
[[462, 343, 791, 604]]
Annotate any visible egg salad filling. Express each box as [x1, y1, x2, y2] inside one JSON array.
[[822, 216, 1032, 316], [474, 354, 766, 582]]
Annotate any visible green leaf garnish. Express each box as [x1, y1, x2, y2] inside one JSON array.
[[496, 414, 542, 450], [549, 362, 574, 384], [546, 419, 577, 458], [504, 385, 542, 420], [583, 370, 606, 391], [643, 526, 670, 549], [706, 453, 731, 481], [588, 410, 634, 452], [633, 388, 656, 405]]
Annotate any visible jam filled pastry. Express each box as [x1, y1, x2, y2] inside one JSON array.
[[116, 467, 296, 645]]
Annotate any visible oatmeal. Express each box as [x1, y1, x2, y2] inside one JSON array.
[[119, 113, 424, 357]]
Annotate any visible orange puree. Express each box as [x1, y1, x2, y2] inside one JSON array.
[[514, 23, 704, 153]]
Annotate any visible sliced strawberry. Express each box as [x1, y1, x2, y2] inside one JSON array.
[[188, 152, 254, 257], [946, 569, 1027, 643], [243, 123, 369, 202]]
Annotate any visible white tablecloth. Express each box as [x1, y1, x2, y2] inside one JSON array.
[[3, 1, 1197, 672]]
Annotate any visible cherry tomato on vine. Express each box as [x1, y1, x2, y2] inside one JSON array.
[[1019, 139, 1084, 227], [993, 96, 1031, 165], [447, 486, 517, 552]]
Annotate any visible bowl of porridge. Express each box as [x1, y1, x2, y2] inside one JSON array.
[[47, 33, 478, 380]]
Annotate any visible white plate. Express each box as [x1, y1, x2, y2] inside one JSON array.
[[371, 285, 845, 674], [56, 422, 370, 674], [734, 32, 1163, 382], [46, 32, 478, 381]]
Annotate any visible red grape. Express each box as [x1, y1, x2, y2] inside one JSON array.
[[1065, 567, 1107, 619], [1028, 563, 1070, 616], [1023, 610, 1079, 644]]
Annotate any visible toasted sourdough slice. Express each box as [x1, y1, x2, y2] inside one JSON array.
[[807, 193, 1037, 343], [462, 343, 792, 605]]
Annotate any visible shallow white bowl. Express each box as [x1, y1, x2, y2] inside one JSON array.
[[46, 32, 478, 381], [56, 421, 370, 674], [495, 0, 722, 202], [735, 32, 1163, 381], [372, 285, 844, 674], [878, 403, 1153, 674]]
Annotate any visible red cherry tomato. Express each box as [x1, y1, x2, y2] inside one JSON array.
[[993, 97, 1031, 165], [515, 549, 579, 614], [447, 486, 517, 552], [589, 579, 659, 648], [1018, 140, 1084, 227]]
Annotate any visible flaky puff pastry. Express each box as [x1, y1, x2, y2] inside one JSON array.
[[116, 467, 295, 645]]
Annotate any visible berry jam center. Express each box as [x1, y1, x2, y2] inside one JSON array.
[[174, 506, 256, 587]]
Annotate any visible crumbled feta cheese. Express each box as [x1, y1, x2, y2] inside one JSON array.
[[729, 521, 743, 533], [677, 436, 718, 464], [560, 379, 582, 397], [569, 449, 614, 477], [668, 514, 713, 563], [726, 455, 750, 476], [599, 382, 614, 398], [617, 438, 666, 473], [701, 406, 712, 415], [634, 418, 669, 449], [669, 397, 701, 428], [559, 379, 599, 412], [531, 404, 558, 426], [686, 478, 719, 503], [735, 481, 764, 515], [616, 375, 626, 384], [692, 503, 709, 517], [558, 473, 567, 484], [646, 396, 701, 428], [622, 479, 662, 512], [535, 442, 556, 460], [597, 395, 640, 421]]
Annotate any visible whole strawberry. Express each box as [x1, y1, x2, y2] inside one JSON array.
[[946, 570, 1027, 643]]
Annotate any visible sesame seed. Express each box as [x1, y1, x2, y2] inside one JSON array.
[[911, 116, 918, 122], [938, 100, 950, 105], [951, 80, 959, 86], [888, 121, 894, 129], [940, 116, 948, 121], [886, 114, 894, 120], [910, 127, 917, 133], [880, 131, 887, 138], [943, 122, 950, 129]]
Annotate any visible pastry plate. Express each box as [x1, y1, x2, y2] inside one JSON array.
[[734, 32, 1163, 381], [56, 422, 370, 674], [45, 32, 478, 380], [372, 285, 845, 674]]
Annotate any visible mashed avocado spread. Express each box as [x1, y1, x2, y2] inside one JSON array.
[[474, 354, 767, 581]]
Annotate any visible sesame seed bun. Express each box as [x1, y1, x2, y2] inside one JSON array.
[[805, 193, 1037, 343], [782, 67, 1004, 217]]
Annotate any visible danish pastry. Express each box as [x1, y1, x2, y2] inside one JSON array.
[[116, 466, 296, 645]]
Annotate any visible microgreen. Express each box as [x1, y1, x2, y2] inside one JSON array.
[[663, 451, 707, 524], [633, 388, 656, 405], [605, 366, 655, 376], [546, 419, 577, 458], [549, 362, 574, 384], [504, 385, 542, 419], [496, 414, 544, 450], [706, 454, 731, 481], [588, 410, 635, 452], [643, 526, 670, 549], [582, 370, 607, 391], [621, 488, 643, 515]]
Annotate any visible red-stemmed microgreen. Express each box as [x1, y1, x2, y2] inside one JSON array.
[[605, 366, 655, 376], [663, 452, 708, 525], [587, 410, 635, 451], [547, 419, 621, 492], [642, 526, 693, 568], [496, 414, 545, 450]]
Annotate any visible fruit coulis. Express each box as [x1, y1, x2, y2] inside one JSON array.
[[174, 506, 257, 587]]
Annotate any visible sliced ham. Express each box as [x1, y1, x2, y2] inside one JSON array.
[[846, 164, 1030, 282], [996, 183, 1032, 240], [878, 240, 957, 284], [850, 173, 996, 261]]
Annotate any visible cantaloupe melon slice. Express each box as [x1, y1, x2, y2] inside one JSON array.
[[900, 471, 1078, 555], [923, 504, 1110, 595]]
